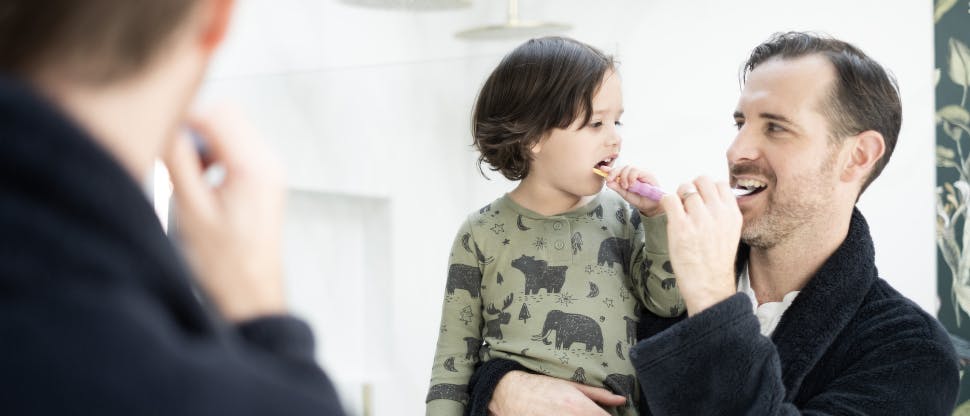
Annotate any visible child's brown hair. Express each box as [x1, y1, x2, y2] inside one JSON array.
[[472, 36, 615, 180]]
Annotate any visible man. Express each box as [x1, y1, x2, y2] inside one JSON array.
[[467, 32, 959, 415], [0, 0, 343, 414]]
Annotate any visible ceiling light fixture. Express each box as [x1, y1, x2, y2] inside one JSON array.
[[456, 0, 571, 40]]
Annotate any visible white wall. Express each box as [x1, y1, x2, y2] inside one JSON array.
[[199, 1, 936, 413]]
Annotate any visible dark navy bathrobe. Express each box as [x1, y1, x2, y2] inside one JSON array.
[[467, 209, 959, 415], [0, 76, 345, 415]]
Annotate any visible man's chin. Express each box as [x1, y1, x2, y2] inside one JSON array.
[[740, 221, 774, 249]]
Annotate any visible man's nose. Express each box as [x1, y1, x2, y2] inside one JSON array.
[[726, 128, 758, 164]]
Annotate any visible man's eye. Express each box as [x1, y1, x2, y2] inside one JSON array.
[[615, 120, 624, 127], [767, 122, 785, 133], [733, 120, 744, 130]]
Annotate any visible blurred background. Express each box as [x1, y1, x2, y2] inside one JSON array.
[[153, 0, 939, 414]]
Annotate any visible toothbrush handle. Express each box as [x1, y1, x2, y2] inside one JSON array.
[[626, 181, 666, 202]]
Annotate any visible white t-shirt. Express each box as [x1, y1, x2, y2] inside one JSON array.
[[737, 265, 800, 336]]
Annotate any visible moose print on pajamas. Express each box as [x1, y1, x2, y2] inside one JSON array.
[[484, 294, 515, 339], [428, 193, 684, 416]]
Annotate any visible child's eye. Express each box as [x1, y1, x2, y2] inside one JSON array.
[[733, 120, 744, 130], [589, 121, 603, 128], [615, 120, 623, 127]]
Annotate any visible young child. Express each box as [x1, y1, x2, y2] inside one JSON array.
[[425, 36, 684, 416]]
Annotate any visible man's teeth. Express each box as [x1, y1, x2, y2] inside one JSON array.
[[733, 178, 767, 196], [736, 178, 766, 188]]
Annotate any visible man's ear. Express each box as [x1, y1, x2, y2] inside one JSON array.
[[840, 130, 885, 183], [198, 0, 235, 54]]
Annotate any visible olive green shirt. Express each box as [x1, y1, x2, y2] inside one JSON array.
[[426, 192, 684, 415]]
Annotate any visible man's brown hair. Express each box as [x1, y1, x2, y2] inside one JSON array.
[[0, 0, 199, 84], [742, 32, 901, 195]]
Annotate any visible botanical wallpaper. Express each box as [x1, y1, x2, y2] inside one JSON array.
[[935, 0, 970, 413]]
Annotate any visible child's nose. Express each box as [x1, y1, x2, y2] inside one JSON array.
[[606, 126, 622, 147]]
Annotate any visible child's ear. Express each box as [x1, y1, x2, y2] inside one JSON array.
[[531, 135, 548, 155], [840, 130, 885, 184], [531, 141, 542, 154]]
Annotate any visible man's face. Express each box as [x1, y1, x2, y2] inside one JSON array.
[[728, 55, 844, 249]]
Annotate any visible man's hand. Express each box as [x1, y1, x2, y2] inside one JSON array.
[[659, 176, 742, 315], [163, 105, 287, 322], [489, 371, 626, 415]]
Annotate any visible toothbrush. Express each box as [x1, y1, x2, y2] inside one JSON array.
[[593, 168, 665, 201], [593, 168, 752, 200]]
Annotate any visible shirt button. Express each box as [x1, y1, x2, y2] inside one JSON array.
[[553, 222, 563, 230], [555, 240, 565, 250]]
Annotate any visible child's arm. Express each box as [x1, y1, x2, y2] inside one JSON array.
[[630, 214, 685, 318], [601, 165, 685, 318], [426, 219, 485, 416]]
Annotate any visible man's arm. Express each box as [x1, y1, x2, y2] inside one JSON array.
[[631, 293, 959, 415], [465, 360, 625, 416], [2, 288, 344, 415]]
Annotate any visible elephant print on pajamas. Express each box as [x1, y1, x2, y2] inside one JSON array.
[[535, 310, 603, 353], [597, 237, 631, 274], [511, 255, 567, 295], [446, 264, 481, 298]]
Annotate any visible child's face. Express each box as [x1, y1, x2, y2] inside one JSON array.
[[529, 70, 623, 198]]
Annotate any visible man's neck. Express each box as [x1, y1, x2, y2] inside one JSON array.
[[32, 59, 199, 183], [747, 208, 853, 305]]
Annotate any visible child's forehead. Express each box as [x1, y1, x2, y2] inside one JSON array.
[[590, 74, 624, 115]]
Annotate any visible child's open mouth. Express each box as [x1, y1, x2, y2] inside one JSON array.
[[594, 156, 616, 170]]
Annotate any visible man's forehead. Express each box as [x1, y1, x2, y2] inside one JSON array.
[[736, 55, 835, 117]]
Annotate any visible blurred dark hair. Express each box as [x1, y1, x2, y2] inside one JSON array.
[[0, 0, 199, 84], [742, 31, 901, 194], [473, 36, 615, 180]]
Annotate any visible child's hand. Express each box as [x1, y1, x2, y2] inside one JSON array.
[[600, 165, 665, 217]]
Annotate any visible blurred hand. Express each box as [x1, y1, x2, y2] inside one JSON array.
[[490, 371, 626, 416], [659, 176, 742, 316], [163, 105, 287, 322], [600, 164, 663, 217]]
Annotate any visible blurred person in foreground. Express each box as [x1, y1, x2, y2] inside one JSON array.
[[0, 0, 344, 414]]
